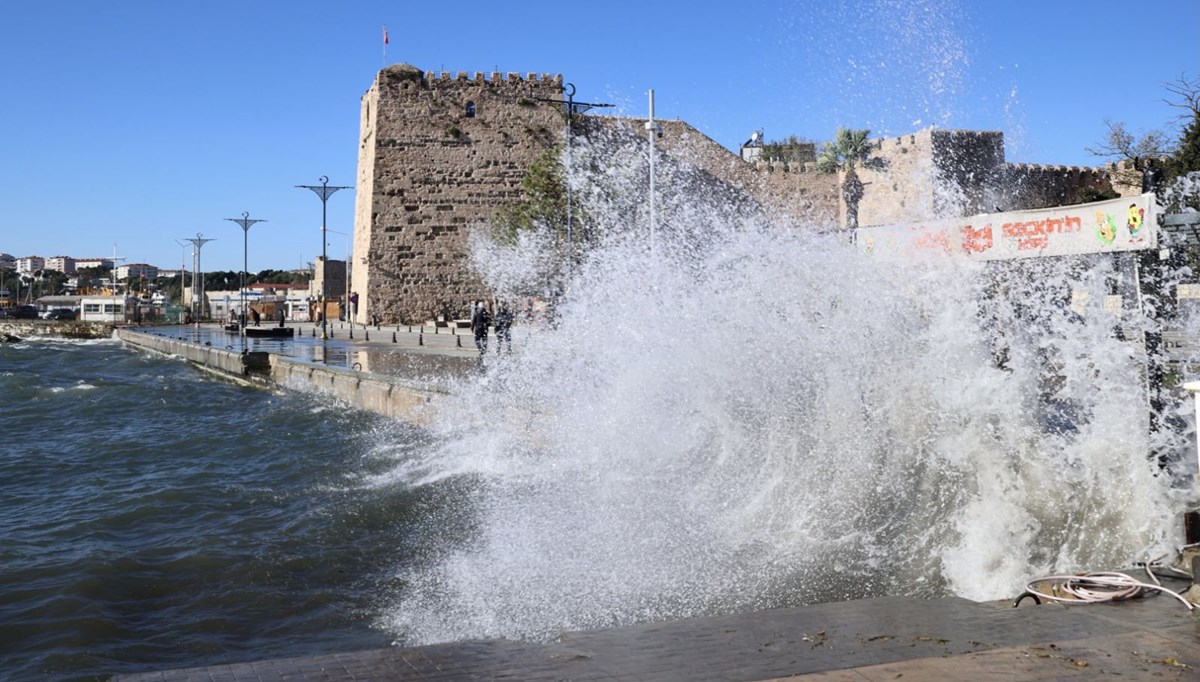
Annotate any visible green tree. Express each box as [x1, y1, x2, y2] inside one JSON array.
[[760, 134, 816, 164], [1171, 115, 1200, 177], [816, 128, 873, 228], [492, 147, 568, 244]]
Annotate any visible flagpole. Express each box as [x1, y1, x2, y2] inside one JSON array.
[[382, 25, 388, 67]]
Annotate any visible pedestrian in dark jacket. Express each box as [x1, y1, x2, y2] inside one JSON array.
[[494, 301, 513, 354], [472, 303, 491, 357]]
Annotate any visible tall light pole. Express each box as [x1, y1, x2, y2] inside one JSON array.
[[225, 211, 266, 343], [175, 239, 190, 324], [184, 234, 215, 326], [534, 84, 613, 277], [296, 176, 352, 340], [645, 88, 662, 257]]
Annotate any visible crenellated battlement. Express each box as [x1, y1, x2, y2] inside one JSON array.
[[1006, 162, 1107, 177], [377, 63, 562, 90], [421, 70, 562, 85], [752, 160, 818, 174]]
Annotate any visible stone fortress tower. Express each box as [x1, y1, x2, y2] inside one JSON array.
[[351, 64, 563, 324], [352, 63, 1126, 325]]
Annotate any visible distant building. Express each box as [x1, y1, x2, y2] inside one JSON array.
[[16, 256, 45, 274], [75, 257, 114, 270], [158, 268, 188, 279], [44, 256, 76, 274], [80, 295, 134, 323], [310, 257, 347, 304], [116, 263, 159, 280], [0, 253, 14, 270]]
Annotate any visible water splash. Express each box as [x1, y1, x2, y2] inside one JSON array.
[[375, 138, 1193, 644]]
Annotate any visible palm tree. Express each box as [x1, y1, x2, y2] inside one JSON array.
[[816, 128, 873, 228]]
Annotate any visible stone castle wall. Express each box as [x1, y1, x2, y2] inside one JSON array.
[[1004, 163, 1115, 210], [354, 64, 1125, 324], [626, 119, 839, 227], [353, 65, 563, 324], [855, 131, 941, 227]]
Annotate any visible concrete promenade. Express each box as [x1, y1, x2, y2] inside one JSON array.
[[119, 321, 501, 424], [112, 322, 1200, 681], [113, 591, 1200, 681]]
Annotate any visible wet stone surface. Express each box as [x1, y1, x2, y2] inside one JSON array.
[[112, 591, 1200, 681]]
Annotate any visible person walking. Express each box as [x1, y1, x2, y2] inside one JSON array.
[[494, 301, 513, 354], [471, 301, 491, 358]]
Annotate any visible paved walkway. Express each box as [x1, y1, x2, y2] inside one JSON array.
[[113, 589, 1200, 681], [142, 321, 495, 389]]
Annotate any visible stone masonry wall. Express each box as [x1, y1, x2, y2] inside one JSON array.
[[634, 119, 839, 227], [353, 63, 1122, 323], [353, 64, 563, 324], [855, 130, 940, 228], [1004, 163, 1115, 210]]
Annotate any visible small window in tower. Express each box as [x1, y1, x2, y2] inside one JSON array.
[[465, 101, 476, 118]]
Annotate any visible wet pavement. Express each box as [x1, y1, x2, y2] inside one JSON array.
[[140, 321, 490, 390], [111, 588, 1200, 681]]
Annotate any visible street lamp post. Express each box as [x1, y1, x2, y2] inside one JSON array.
[[225, 211, 266, 346], [534, 84, 613, 278], [296, 176, 352, 340], [645, 88, 662, 256], [184, 234, 215, 326], [175, 239, 190, 324]]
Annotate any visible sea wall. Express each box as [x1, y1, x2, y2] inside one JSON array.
[[115, 330, 443, 425], [0, 321, 115, 340]]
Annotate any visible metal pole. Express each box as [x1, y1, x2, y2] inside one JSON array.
[[297, 176, 351, 341], [645, 89, 661, 256], [225, 212, 266, 349], [176, 239, 189, 324], [322, 191, 328, 337], [346, 236, 350, 332], [565, 83, 575, 278], [185, 234, 214, 328]]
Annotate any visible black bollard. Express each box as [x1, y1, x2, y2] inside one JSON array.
[[349, 329, 354, 339], [392, 332, 397, 343], [434, 325, 438, 334], [408, 325, 412, 333], [456, 336, 462, 348], [365, 331, 370, 341], [418, 333, 424, 346]]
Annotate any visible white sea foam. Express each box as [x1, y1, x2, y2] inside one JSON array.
[[375, 152, 1194, 644]]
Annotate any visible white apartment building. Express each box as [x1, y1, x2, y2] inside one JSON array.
[[116, 263, 159, 280], [75, 257, 114, 270], [44, 256, 77, 274], [16, 256, 45, 273]]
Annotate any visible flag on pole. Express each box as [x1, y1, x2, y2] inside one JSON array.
[[383, 25, 389, 45]]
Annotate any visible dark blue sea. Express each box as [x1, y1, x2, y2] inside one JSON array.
[[0, 337, 434, 681]]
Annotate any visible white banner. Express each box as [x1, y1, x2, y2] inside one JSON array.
[[857, 194, 1158, 261]]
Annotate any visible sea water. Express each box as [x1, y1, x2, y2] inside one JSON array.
[[0, 338, 420, 680]]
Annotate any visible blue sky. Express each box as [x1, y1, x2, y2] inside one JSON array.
[[2, 0, 1196, 272]]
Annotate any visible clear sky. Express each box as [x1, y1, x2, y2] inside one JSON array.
[[2, 0, 1196, 273]]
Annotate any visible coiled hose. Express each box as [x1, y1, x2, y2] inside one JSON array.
[[1013, 550, 1197, 611]]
